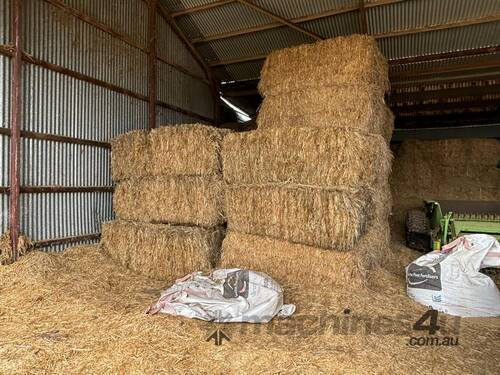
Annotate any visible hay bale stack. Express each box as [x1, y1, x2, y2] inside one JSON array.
[[111, 124, 224, 181], [225, 185, 369, 250], [101, 221, 223, 280], [259, 35, 389, 96], [114, 176, 224, 227], [391, 138, 500, 203], [221, 35, 393, 286], [223, 128, 391, 187], [221, 222, 390, 287], [104, 124, 226, 279]]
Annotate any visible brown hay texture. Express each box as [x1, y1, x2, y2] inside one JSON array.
[[223, 127, 392, 187], [221, 221, 390, 288], [149, 124, 225, 177], [259, 35, 389, 97], [111, 130, 150, 181], [257, 86, 394, 141], [0, 232, 32, 265], [101, 220, 223, 280], [111, 124, 226, 181], [225, 184, 371, 250], [391, 139, 500, 204], [1, 245, 499, 374], [113, 176, 224, 227]]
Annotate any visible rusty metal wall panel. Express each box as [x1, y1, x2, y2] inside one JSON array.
[[24, 0, 149, 96], [63, 0, 149, 46], [156, 106, 206, 125], [157, 12, 206, 78], [0, 55, 11, 129], [157, 60, 214, 119], [0, 0, 11, 44], [41, 238, 99, 252], [20, 139, 112, 186], [20, 192, 113, 243], [23, 63, 148, 141]]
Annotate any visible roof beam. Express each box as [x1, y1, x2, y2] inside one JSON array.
[[235, 0, 322, 41], [208, 14, 500, 66], [171, 0, 235, 17]]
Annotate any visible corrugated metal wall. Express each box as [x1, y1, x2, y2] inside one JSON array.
[[0, 0, 215, 252]]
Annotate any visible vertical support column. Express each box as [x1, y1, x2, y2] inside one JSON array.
[[148, 0, 157, 130], [9, 0, 23, 262], [212, 82, 220, 126]]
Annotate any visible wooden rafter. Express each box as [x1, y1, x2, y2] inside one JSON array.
[[208, 14, 500, 66], [235, 0, 322, 41]]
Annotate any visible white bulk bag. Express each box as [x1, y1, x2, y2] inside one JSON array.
[[406, 234, 500, 317], [146, 269, 295, 323]]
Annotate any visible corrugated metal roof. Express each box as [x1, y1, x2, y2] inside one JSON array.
[[251, 0, 358, 20], [214, 60, 264, 81], [176, 1, 274, 39], [378, 21, 500, 60], [198, 26, 314, 62], [161, 0, 220, 13], [302, 10, 361, 38], [368, 0, 500, 34]]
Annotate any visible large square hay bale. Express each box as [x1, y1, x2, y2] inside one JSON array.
[[149, 124, 226, 177], [223, 127, 392, 187], [101, 220, 224, 280], [220, 223, 390, 287], [225, 184, 370, 250], [111, 125, 226, 181], [114, 176, 224, 227], [111, 130, 150, 181], [257, 86, 394, 141], [259, 35, 389, 97]]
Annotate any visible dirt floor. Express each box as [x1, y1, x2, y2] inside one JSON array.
[[0, 220, 499, 374]]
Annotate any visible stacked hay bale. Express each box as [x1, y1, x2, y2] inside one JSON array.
[[221, 35, 394, 287], [390, 138, 500, 231], [101, 125, 226, 280]]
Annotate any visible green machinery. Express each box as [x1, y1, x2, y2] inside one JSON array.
[[406, 200, 500, 252]]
